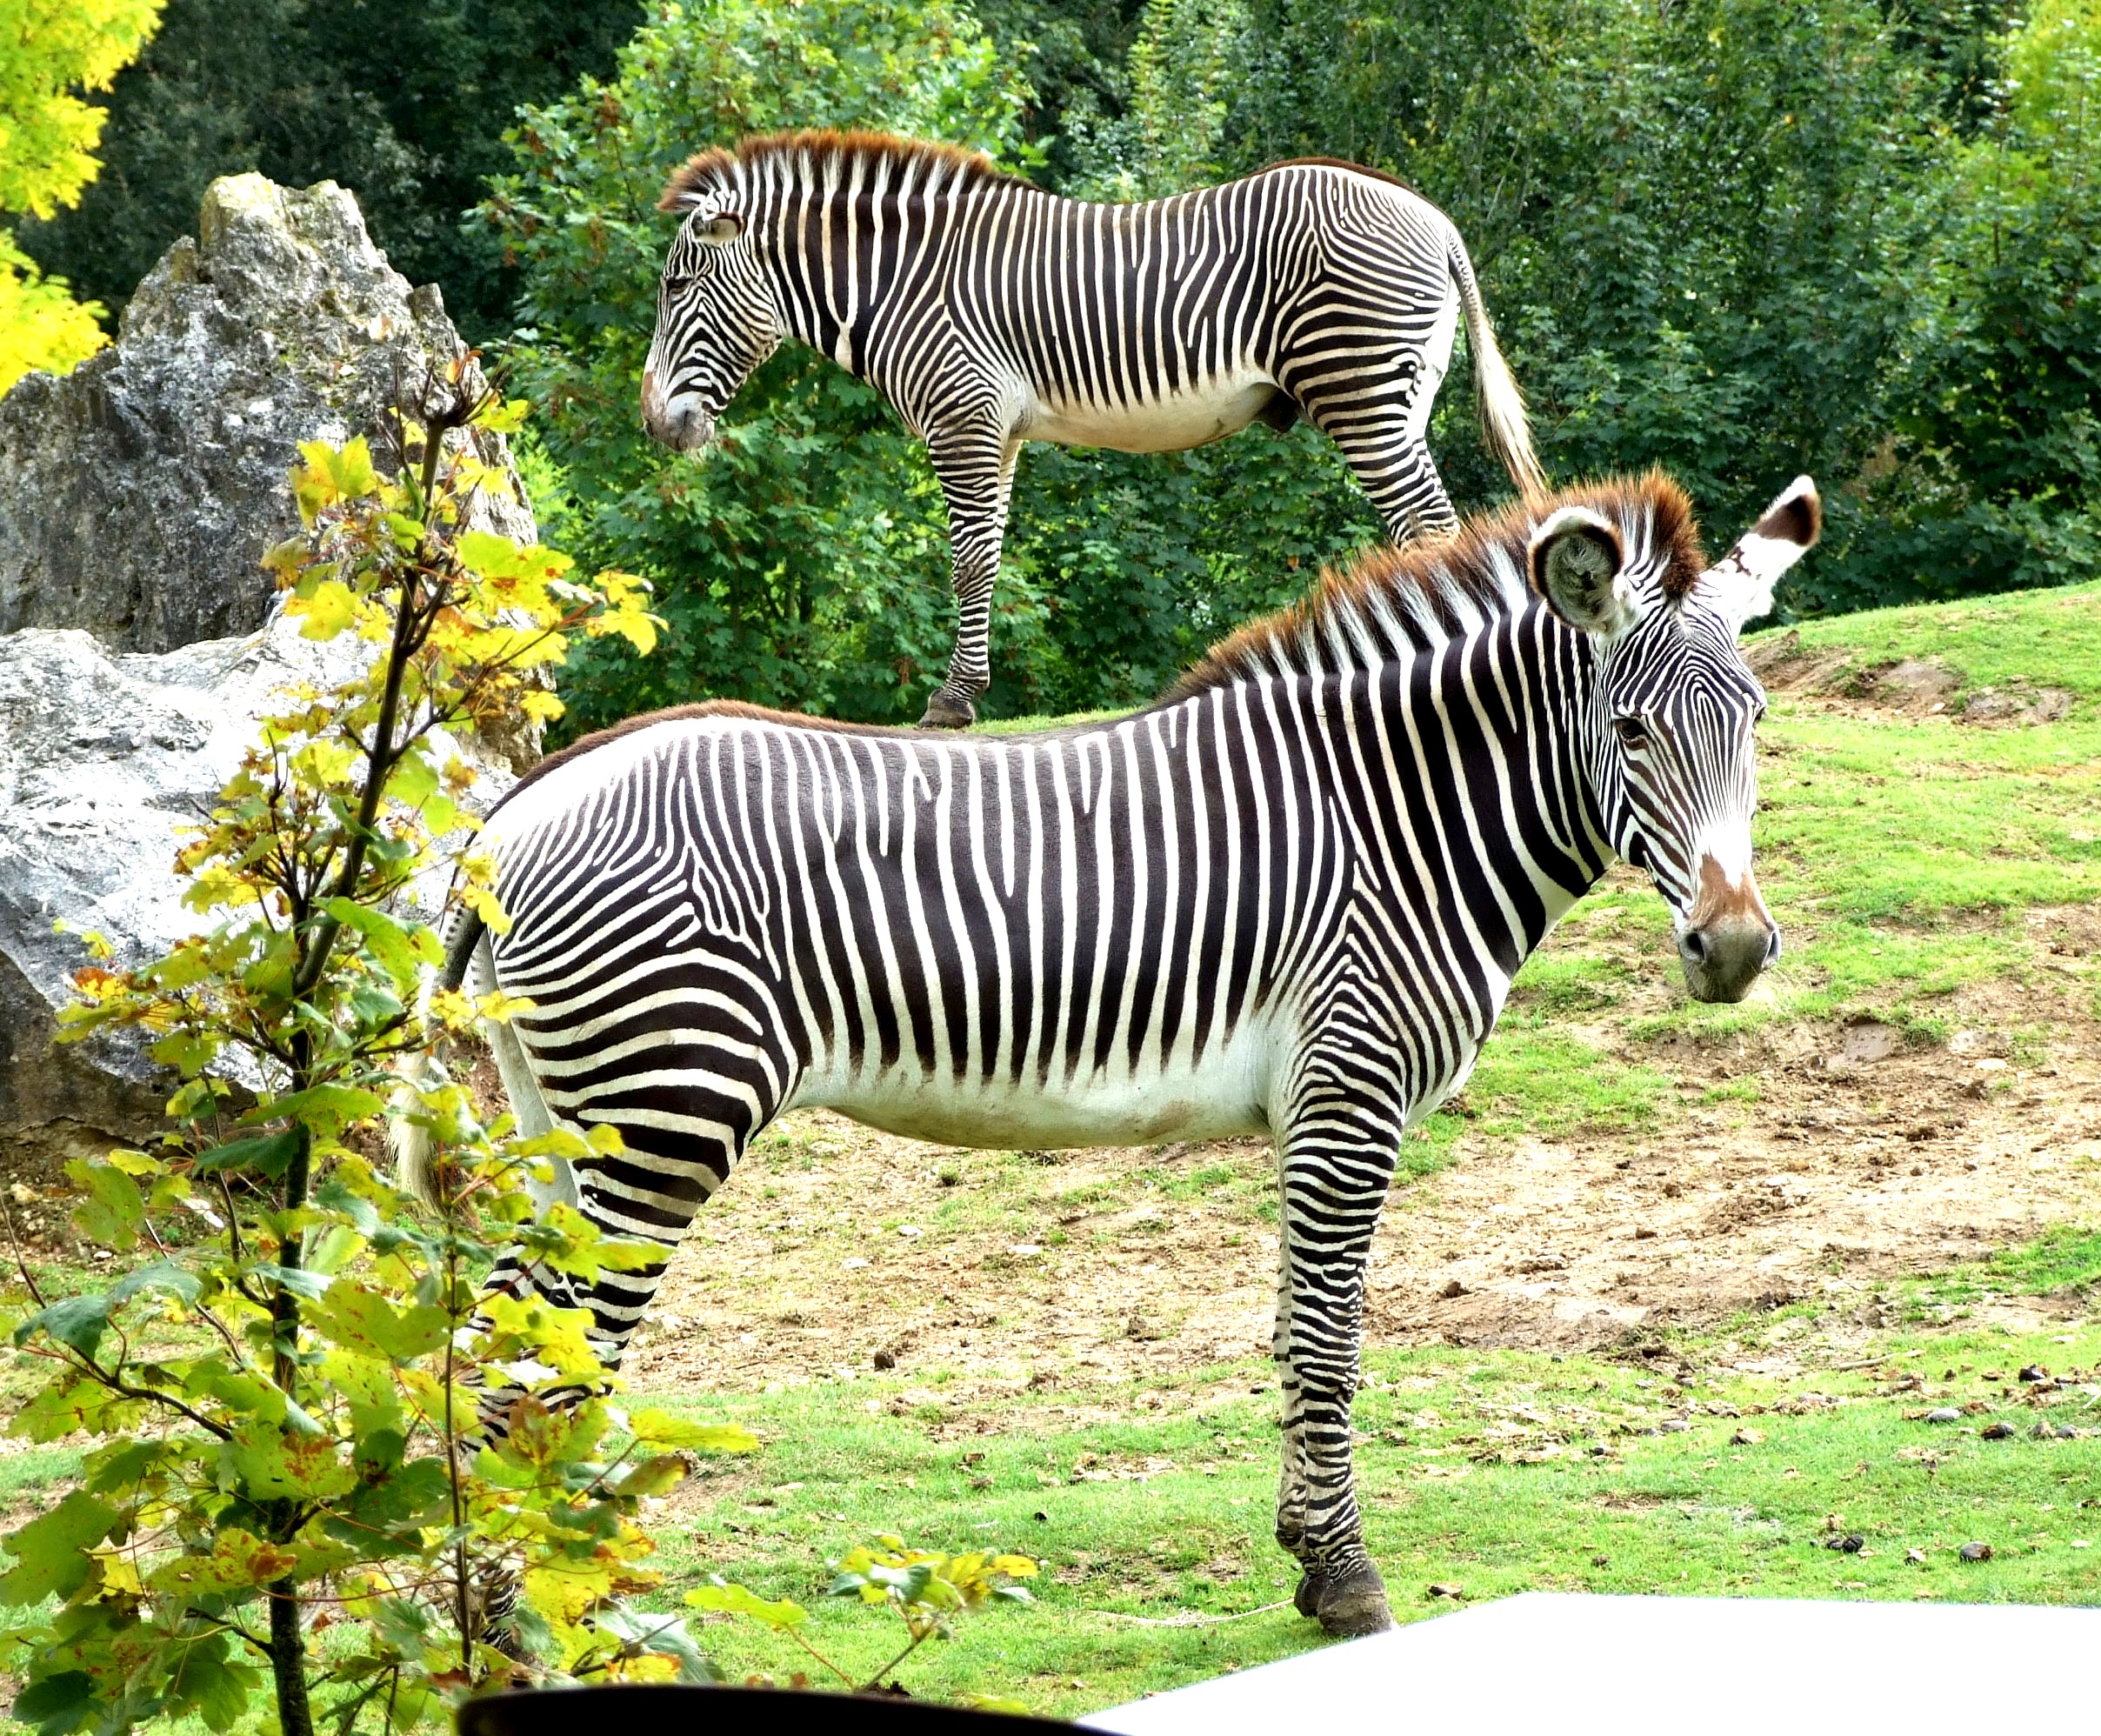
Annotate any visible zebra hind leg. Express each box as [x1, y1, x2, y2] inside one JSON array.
[[464, 1089, 773, 1654], [1273, 1107, 1403, 1638], [1297, 376, 1459, 544]]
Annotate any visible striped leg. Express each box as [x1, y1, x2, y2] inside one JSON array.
[[1271, 1045, 1404, 1636], [471, 975, 797, 1434], [921, 424, 1020, 729], [1293, 361, 1458, 544]]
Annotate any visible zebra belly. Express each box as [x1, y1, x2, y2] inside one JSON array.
[[1024, 375, 1277, 454], [794, 1046, 1272, 1151]]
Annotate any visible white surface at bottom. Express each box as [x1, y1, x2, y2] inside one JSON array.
[[1078, 1592, 2100, 1734]]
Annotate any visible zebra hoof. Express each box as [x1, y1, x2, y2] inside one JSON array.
[[1314, 1562, 1394, 1638], [1292, 1566, 1325, 1618], [919, 693, 977, 730]]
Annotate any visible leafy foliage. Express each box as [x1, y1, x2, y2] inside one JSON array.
[[0, 379, 742, 1736], [0, 0, 162, 389], [15, 0, 641, 343], [484, 0, 1043, 726], [688, 1537, 1037, 1702]]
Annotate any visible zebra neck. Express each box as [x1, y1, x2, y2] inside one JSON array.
[[1352, 611, 1615, 975], [751, 176, 973, 374]]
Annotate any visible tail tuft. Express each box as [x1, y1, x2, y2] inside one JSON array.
[[1448, 230, 1546, 500]]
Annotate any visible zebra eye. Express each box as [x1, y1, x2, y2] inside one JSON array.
[[1612, 715, 1651, 751]]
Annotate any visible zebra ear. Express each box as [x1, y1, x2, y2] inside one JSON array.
[[1700, 475, 1821, 635], [697, 212, 744, 245], [1531, 507, 1637, 638]]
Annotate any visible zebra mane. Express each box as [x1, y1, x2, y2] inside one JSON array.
[[660, 130, 1024, 211], [1164, 473, 1706, 702]]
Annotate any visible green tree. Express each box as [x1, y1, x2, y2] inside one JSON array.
[[0, 0, 162, 389], [16, 0, 641, 343], [1811, 1, 2101, 609], [0, 377, 741, 1736]]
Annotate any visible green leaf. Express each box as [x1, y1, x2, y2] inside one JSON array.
[[194, 1128, 301, 1179], [109, 1259, 202, 1308], [684, 1579, 808, 1629], [314, 1176, 382, 1239], [612, 1453, 686, 1499], [11, 1671, 96, 1736], [626, 1406, 760, 1455], [221, 1421, 358, 1501], [15, 1292, 110, 1359], [319, 898, 439, 996], [0, 1490, 118, 1603], [268, 1083, 386, 1136], [63, 1158, 143, 1251], [307, 1281, 450, 1361], [165, 1633, 260, 1735]]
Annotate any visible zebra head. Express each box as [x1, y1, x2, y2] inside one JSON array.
[[1530, 477, 1822, 1005], [641, 174, 784, 452]]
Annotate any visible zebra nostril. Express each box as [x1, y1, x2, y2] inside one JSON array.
[[1765, 927, 1783, 966], [1680, 929, 1709, 965]]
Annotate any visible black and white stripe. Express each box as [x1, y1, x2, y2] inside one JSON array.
[[639, 132, 1544, 726], [398, 473, 1818, 1636]]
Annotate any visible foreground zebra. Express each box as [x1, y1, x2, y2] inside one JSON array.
[[640, 130, 1544, 727], [399, 472, 1818, 1636]]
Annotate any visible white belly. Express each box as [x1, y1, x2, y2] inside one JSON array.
[[1024, 373, 1277, 454], [792, 1032, 1272, 1150]]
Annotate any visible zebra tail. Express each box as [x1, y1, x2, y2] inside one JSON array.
[[1447, 231, 1546, 500], [389, 910, 486, 1206]]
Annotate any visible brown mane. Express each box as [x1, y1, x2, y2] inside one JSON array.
[[1165, 473, 1706, 703], [660, 130, 1025, 211], [499, 699, 945, 809]]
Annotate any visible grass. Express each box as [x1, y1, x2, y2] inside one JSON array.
[[1766, 578, 2101, 704], [623, 1311, 2100, 1717]]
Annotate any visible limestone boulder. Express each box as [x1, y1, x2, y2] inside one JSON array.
[[0, 617, 513, 1168], [0, 173, 535, 653]]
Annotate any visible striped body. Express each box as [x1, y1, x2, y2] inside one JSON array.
[[488, 623, 1593, 1172], [644, 133, 1540, 725], [409, 475, 1822, 1638]]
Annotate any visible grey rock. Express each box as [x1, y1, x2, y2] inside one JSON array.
[[0, 172, 544, 1173], [1924, 1407, 1962, 1424], [0, 173, 535, 654], [0, 615, 514, 1169]]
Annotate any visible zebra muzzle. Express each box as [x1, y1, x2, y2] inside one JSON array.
[[640, 370, 715, 452], [1679, 857, 1778, 1004]]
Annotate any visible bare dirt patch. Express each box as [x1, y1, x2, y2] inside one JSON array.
[[630, 945, 2101, 1396], [1744, 631, 2074, 725]]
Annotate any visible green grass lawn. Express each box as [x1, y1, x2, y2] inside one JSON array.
[[5, 578, 2100, 1724], [616, 1301, 2101, 1716]]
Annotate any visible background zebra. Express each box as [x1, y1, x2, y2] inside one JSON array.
[[639, 130, 1544, 727], [397, 471, 1818, 1638]]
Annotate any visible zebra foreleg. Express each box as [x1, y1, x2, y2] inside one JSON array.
[[921, 428, 1019, 729], [1273, 1113, 1402, 1638]]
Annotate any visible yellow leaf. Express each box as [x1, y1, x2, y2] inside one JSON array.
[[292, 579, 358, 641], [518, 689, 565, 724]]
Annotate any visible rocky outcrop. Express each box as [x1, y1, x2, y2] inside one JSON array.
[[0, 173, 534, 652], [0, 175, 536, 1170], [0, 618, 514, 1168]]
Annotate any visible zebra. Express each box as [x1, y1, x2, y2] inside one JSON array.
[[397, 471, 1819, 1638], [639, 130, 1545, 729]]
